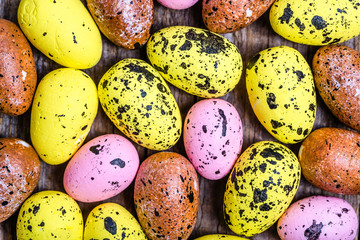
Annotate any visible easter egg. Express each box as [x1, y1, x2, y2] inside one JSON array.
[[246, 46, 316, 144], [30, 68, 98, 165], [157, 0, 199, 10], [147, 26, 242, 98], [98, 58, 181, 151], [184, 99, 243, 180], [223, 141, 301, 237], [64, 134, 139, 202], [0, 18, 36, 116], [269, 0, 360, 45], [18, 0, 102, 69], [195, 235, 248, 240], [134, 152, 199, 240]]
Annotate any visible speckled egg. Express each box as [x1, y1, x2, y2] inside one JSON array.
[[84, 203, 147, 239], [18, 0, 102, 69], [157, 0, 199, 10], [147, 26, 242, 98], [246, 46, 316, 144], [98, 58, 182, 151], [313, 45, 360, 131], [0, 138, 40, 223], [202, 0, 275, 33], [223, 141, 301, 237], [269, 0, 360, 45], [87, 0, 154, 49], [184, 99, 243, 180], [299, 127, 360, 195], [17, 190, 83, 240], [134, 152, 199, 240], [195, 235, 248, 240], [278, 196, 358, 240], [30, 68, 98, 165], [64, 134, 139, 202], [0, 18, 36, 116]]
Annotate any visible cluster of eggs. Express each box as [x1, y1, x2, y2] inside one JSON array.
[[1, 0, 360, 239]]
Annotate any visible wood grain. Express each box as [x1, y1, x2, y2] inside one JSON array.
[[1, 0, 360, 239]]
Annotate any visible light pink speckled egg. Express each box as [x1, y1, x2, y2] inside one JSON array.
[[277, 196, 358, 240], [184, 99, 243, 180], [63, 134, 139, 202], [157, 0, 199, 10]]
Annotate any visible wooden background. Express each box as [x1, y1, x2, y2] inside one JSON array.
[[1, 0, 360, 239]]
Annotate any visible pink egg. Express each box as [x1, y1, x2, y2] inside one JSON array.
[[277, 196, 358, 240], [63, 134, 139, 202], [157, 0, 199, 10], [184, 99, 243, 180]]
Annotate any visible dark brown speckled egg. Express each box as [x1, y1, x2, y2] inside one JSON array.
[[313, 45, 360, 131], [299, 127, 360, 195], [0, 18, 37, 116], [87, 0, 154, 49], [202, 0, 275, 33], [0, 138, 40, 223], [134, 152, 199, 240]]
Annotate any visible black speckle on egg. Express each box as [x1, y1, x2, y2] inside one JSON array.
[[89, 144, 104, 155], [104, 217, 117, 235], [278, 3, 293, 24], [311, 16, 328, 30], [110, 158, 126, 168], [266, 93, 278, 109], [304, 220, 323, 240]]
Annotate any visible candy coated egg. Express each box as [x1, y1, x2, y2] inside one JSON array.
[[157, 0, 199, 10]]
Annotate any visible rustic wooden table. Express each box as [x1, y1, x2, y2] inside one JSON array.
[[1, 0, 360, 239]]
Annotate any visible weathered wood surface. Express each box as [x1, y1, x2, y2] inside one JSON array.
[[1, 0, 360, 239]]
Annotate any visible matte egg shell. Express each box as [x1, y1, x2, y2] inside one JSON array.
[[87, 0, 154, 49], [278, 196, 358, 240], [157, 0, 199, 10], [147, 26, 243, 98], [313, 45, 360, 131], [64, 134, 139, 202], [299, 127, 360, 195], [134, 152, 199, 240], [17, 190, 83, 240], [223, 141, 301, 237], [270, 0, 360, 45], [184, 99, 243, 180], [18, 0, 102, 69], [30, 68, 98, 165], [0, 138, 40, 223], [98, 58, 182, 151], [0, 19, 37, 116], [195, 235, 248, 240], [84, 203, 147, 239], [246, 46, 316, 144], [202, 0, 275, 33]]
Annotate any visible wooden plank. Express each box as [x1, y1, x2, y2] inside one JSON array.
[[1, 0, 360, 239]]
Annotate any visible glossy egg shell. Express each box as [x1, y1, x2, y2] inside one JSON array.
[[184, 99, 243, 180], [134, 152, 199, 240], [157, 0, 199, 10], [278, 196, 358, 240]]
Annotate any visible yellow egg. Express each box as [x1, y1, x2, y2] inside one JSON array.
[[147, 26, 242, 98], [17, 190, 83, 240], [246, 46, 316, 144], [194, 235, 248, 240], [269, 0, 360, 45], [17, 0, 102, 69], [30, 68, 98, 165], [84, 203, 147, 240], [98, 58, 182, 151], [223, 141, 301, 237]]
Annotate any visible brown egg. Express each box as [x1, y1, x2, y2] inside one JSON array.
[[202, 0, 275, 33], [0, 19, 37, 116], [298, 128, 360, 194], [134, 152, 199, 240], [313, 45, 360, 131], [0, 138, 41, 223], [86, 0, 154, 49]]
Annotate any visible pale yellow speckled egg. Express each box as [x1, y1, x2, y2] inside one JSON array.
[[17, 0, 102, 69], [269, 0, 360, 45], [16, 191, 83, 240], [147, 26, 242, 98], [223, 141, 301, 237], [30, 68, 98, 165], [246, 46, 316, 144]]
